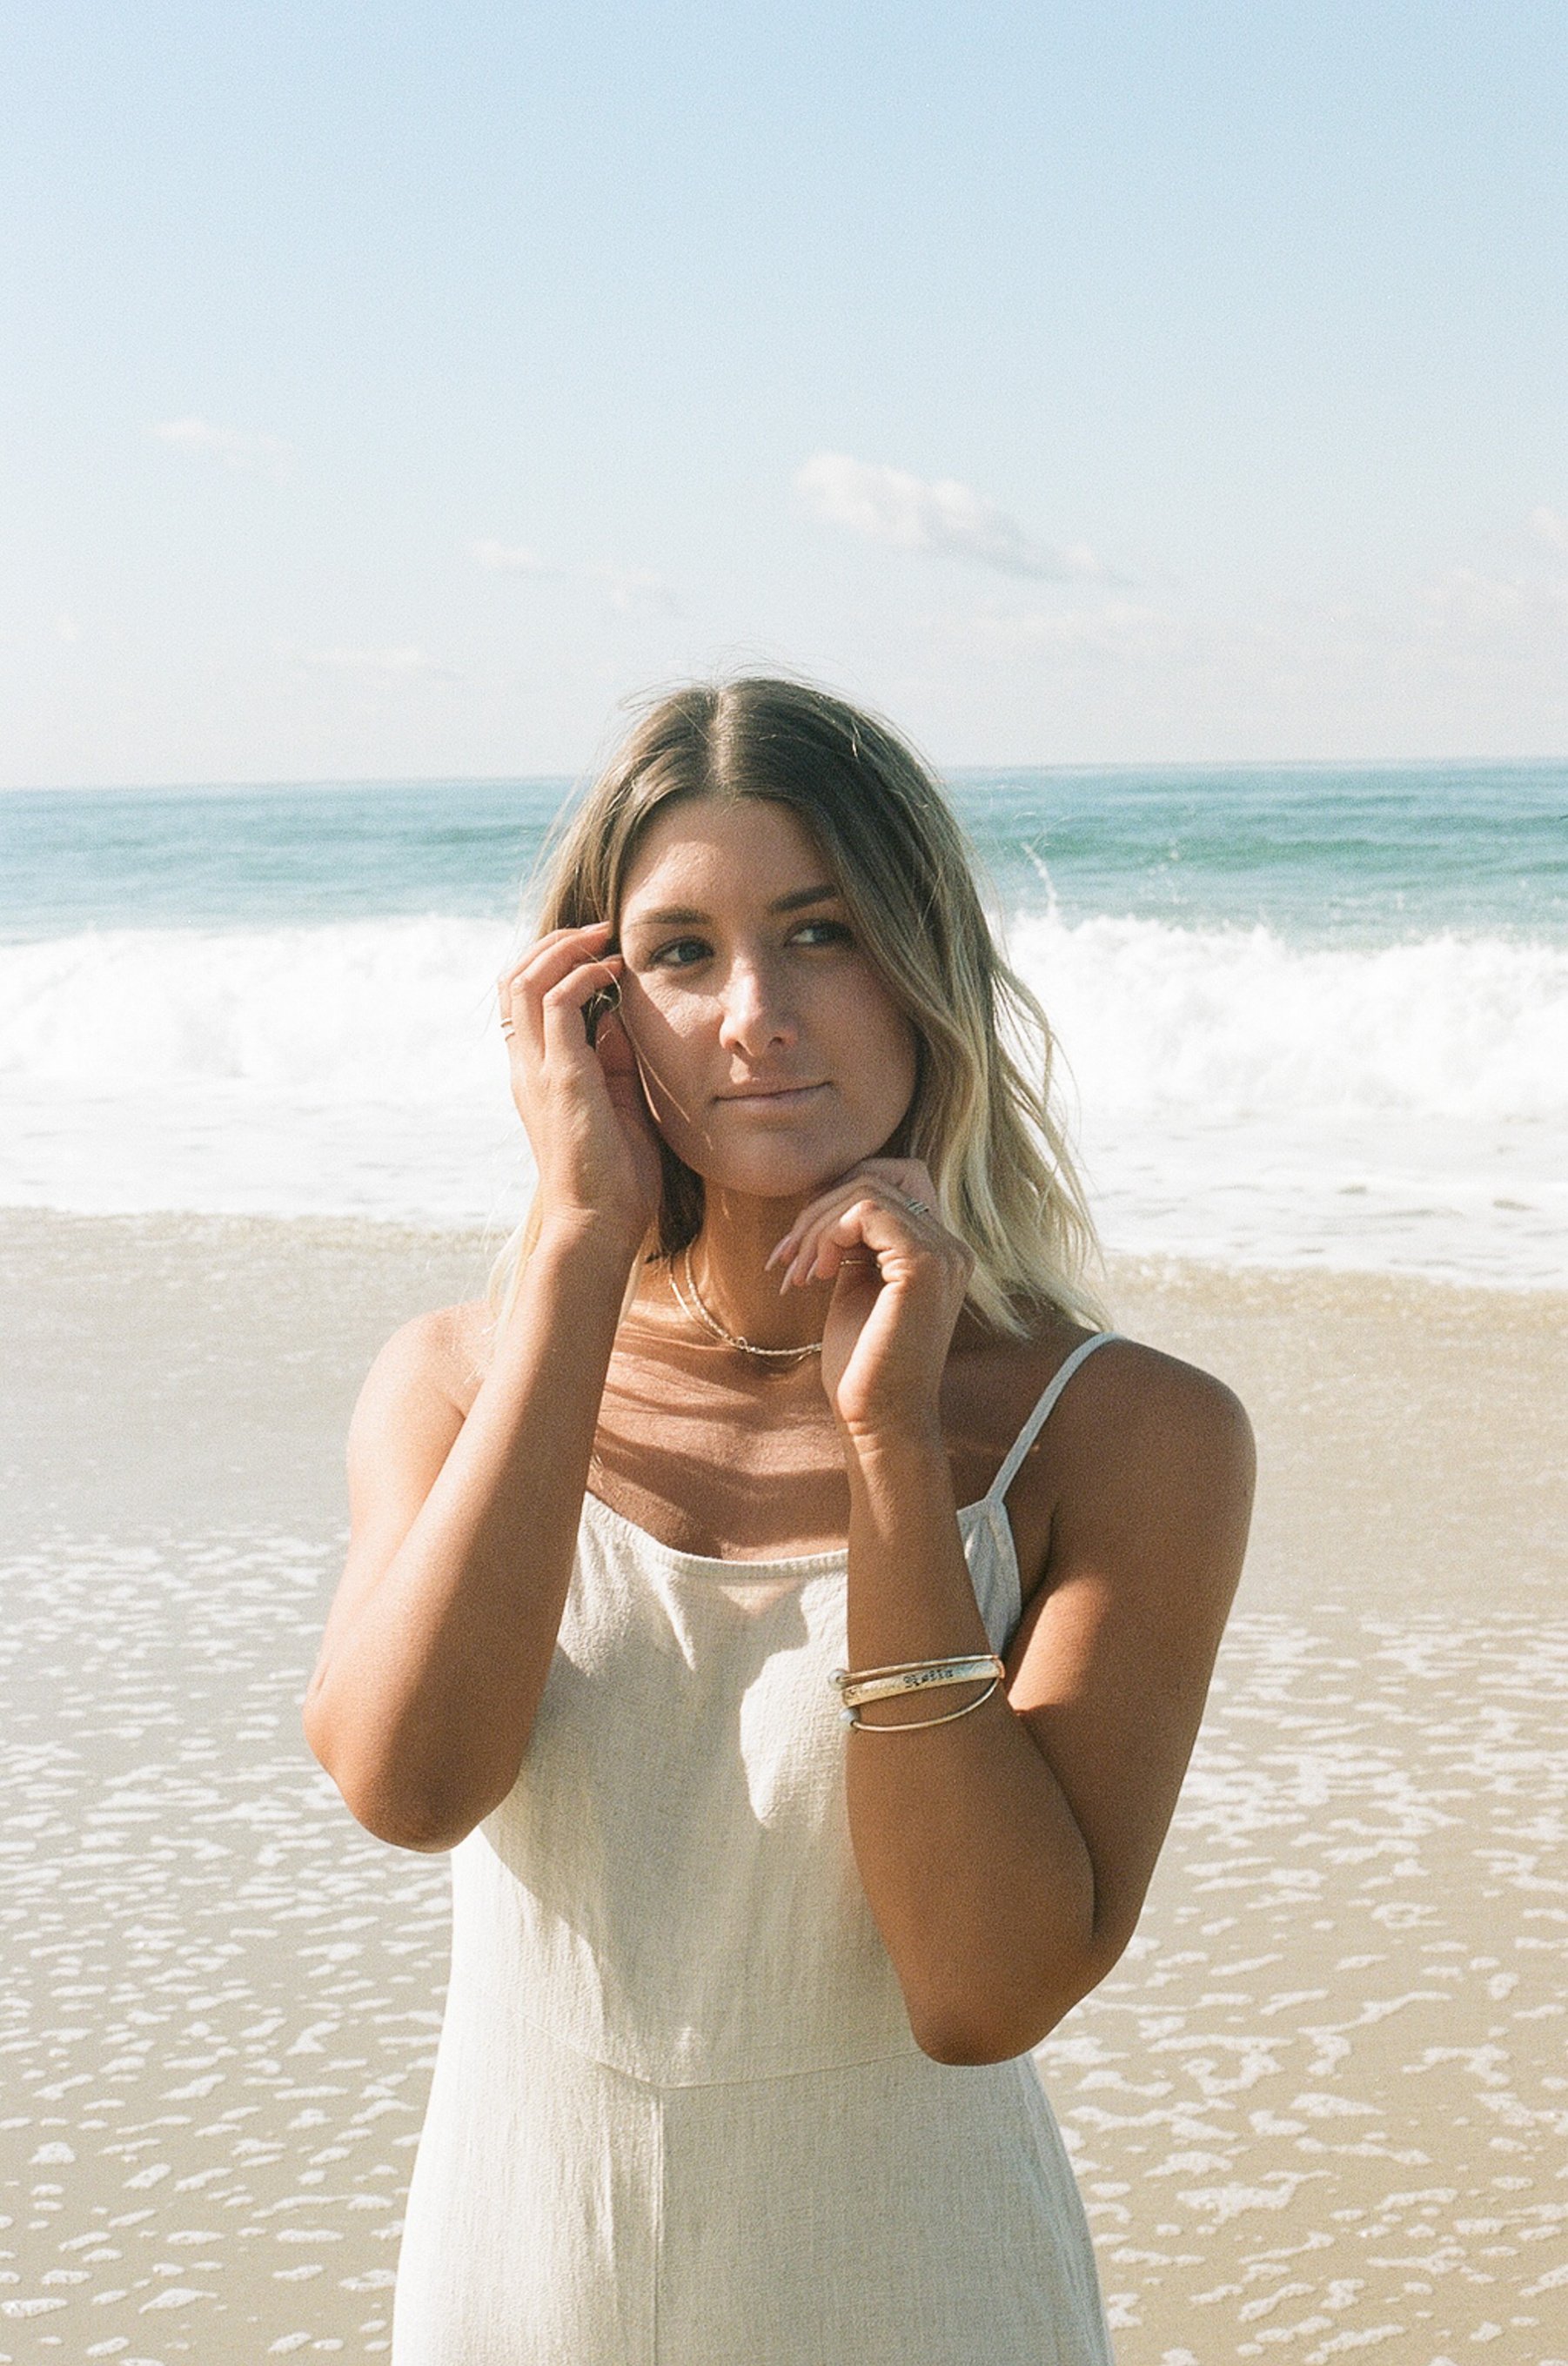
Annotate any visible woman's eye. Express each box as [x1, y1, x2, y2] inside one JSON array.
[[647, 922, 850, 969]]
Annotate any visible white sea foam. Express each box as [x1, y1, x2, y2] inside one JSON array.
[[1006, 911, 1568, 1125], [1, 915, 1564, 1282], [0, 916, 506, 1097]]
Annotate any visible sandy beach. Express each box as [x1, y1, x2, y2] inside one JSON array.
[[2, 1210, 1565, 2363]]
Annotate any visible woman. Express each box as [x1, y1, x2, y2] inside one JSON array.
[[303, 677, 1255, 2363]]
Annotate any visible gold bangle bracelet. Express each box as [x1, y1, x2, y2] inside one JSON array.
[[831, 1653, 1004, 1710], [843, 1674, 1002, 1733]]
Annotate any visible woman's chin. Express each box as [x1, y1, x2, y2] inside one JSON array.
[[674, 1138, 868, 1204]]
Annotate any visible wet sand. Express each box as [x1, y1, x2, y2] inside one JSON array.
[[2, 1213, 1565, 2362]]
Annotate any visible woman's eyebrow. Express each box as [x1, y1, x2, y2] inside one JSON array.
[[623, 884, 841, 930]]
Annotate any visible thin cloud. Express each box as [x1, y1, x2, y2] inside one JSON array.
[[1529, 506, 1568, 554], [151, 416, 293, 479], [469, 538, 678, 613], [794, 451, 1106, 581]]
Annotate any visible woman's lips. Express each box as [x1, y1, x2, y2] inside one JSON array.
[[715, 1082, 826, 1107]]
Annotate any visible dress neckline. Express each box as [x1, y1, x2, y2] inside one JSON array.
[[580, 1330, 1121, 1586], [580, 1485, 1003, 1583]]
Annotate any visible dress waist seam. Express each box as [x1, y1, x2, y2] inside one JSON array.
[[507, 2007, 935, 2092]]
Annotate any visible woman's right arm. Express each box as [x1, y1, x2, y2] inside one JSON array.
[[301, 1220, 635, 1852], [301, 920, 660, 1853]]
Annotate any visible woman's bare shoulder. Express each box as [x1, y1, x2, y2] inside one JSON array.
[[1037, 1325, 1256, 1577], [1110, 1334, 1250, 1465], [426, 1297, 498, 1415], [1030, 1318, 1252, 1478], [955, 1302, 1243, 1443], [985, 1311, 1253, 1604], [360, 1297, 496, 1422]]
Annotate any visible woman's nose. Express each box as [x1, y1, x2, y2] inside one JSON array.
[[717, 955, 796, 1055]]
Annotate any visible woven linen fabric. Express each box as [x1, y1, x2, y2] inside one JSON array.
[[391, 1336, 1120, 2365]]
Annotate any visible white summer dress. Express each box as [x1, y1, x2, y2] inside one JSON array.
[[390, 1330, 1121, 2365]]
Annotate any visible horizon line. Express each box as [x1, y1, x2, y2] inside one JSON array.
[[5, 750, 1568, 797]]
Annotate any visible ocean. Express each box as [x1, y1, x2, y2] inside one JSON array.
[[3, 763, 1565, 1285]]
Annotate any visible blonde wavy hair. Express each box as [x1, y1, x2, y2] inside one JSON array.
[[486, 675, 1107, 1338]]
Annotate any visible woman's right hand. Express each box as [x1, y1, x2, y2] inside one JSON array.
[[498, 921, 664, 1251]]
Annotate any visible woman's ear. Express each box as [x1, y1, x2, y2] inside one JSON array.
[[583, 978, 621, 1049]]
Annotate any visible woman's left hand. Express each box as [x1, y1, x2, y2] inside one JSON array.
[[764, 1158, 975, 1443]]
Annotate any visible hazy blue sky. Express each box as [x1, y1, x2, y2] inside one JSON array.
[[4, 0, 1566, 783]]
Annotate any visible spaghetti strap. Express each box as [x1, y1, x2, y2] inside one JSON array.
[[987, 1330, 1123, 1506]]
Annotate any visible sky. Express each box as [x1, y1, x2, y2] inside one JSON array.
[[3, 0, 1566, 786]]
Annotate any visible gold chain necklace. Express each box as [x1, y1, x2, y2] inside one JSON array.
[[670, 1243, 822, 1360]]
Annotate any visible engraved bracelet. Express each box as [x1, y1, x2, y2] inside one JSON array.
[[840, 1675, 1003, 1733], [830, 1653, 1005, 1710]]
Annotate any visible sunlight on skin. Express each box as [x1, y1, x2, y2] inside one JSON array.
[[607, 797, 920, 1345]]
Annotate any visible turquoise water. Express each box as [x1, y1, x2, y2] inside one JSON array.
[[959, 763, 1568, 943], [3, 762, 1565, 945]]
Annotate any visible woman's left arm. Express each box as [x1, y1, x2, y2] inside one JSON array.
[[770, 1163, 1256, 2066]]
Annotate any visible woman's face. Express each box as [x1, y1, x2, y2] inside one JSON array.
[[614, 796, 920, 1203]]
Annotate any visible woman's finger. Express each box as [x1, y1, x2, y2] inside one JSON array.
[[807, 1197, 883, 1284], [807, 1193, 928, 1283], [768, 1166, 942, 1284], [778, 1184, 912, 1286], [538, 953, 624, 1061], [767, 1180, 868, 1284], [765, 1158, 938, 1265], [495, 919, 611, 995], [498, 925, 614, 1050], [814, 1196, 974, 1302], [497, 920, 612, 996], [780, 1183, 941, 1290]]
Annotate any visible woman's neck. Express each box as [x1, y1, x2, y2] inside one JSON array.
[[670, 1190, 831, 1357]]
